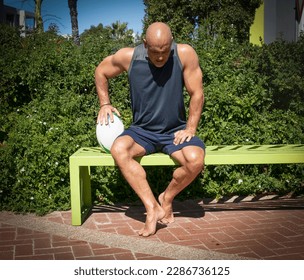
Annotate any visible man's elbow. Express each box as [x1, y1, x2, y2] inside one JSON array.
[[95, 64, 102, 80], [95, 62, 109, 82]]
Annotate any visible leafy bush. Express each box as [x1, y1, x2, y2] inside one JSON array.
[[192, 31, 304, 199], [0, 88, 97, 213], [0, 25, 303, 214]]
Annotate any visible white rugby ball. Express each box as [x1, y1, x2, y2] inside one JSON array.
[[96, 114, 124, 153]]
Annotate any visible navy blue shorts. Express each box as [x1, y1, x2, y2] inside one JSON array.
[[118, 126, 205, 155]]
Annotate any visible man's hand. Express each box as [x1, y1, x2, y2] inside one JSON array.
[[97, 104, 120, 125], [173, 129, 195, 145]]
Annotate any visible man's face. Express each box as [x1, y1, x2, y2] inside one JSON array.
[[144, 41, 171, 68]]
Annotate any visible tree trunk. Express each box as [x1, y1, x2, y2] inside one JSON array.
[[34, 0, 44, 33], [68, 0, 80, 45]]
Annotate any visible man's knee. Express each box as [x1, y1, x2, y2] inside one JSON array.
[[185, 148, 205, 174], [111, 137, 129, 161], [110, 135, 145, 162]]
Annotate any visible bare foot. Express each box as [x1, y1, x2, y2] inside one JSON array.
[[158, 192, 175, 224], [138, 204, 165, 237]]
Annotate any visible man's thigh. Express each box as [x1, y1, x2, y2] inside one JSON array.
[[163, 135, 205, 156]]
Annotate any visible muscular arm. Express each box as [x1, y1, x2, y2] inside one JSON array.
[[95, 48, 133, 124], [175, 44, 204, 144]]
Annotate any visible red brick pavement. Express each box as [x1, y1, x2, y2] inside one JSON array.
[[1, 196, 304, 260]]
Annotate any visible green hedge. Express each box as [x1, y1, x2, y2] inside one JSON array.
[[0, 25, 303, 214]]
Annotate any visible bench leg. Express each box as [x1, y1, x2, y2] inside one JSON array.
[[70, 165, 92, 225], [80, 165, 92, 212]]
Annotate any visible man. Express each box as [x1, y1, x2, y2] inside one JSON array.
[[95, 22, 205, 237]]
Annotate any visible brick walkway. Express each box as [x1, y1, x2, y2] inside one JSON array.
[[1, 196, 304, 260]]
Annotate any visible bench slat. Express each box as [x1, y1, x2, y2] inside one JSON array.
[[70, 145, 304, 166]]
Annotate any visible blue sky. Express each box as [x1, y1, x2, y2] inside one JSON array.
[[4, 0, 145, 35]]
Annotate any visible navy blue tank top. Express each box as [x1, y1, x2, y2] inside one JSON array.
[[128, 42, 186, 134]]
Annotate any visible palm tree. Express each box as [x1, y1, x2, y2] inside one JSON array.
[[68, 0, 80, 45], [107, 21, 134, 42], [32, 0, 43, 33]]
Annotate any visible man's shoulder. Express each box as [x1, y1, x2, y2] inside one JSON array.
[[176, 43, 198, 67], [112, 47, 135, 70], [176, 43, 196, 56], [115, 47, 135, 59]]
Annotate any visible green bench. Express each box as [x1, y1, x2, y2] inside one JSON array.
[[69, 144, 304, 225]]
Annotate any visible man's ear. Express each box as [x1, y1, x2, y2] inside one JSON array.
[[143, 38, 147, 48]]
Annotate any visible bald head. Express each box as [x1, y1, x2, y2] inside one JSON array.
[[145, 22, 173, 47], [144, 22, 173, 67]]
